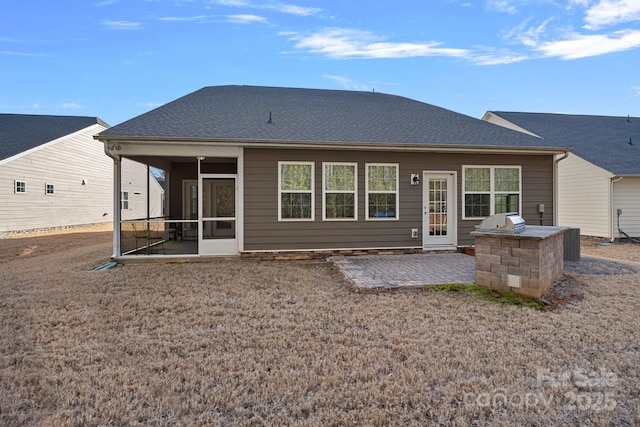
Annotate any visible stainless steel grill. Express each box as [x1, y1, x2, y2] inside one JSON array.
[[476, 213, 526, 233]]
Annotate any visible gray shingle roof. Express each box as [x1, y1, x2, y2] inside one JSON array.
[[99, 85, 560, 151], [489, 112, 640, 175], [0, 114, 108, 162]]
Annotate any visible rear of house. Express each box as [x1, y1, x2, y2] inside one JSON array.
[[96, 86, 568, 259]]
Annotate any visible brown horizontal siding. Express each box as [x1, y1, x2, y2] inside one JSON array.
[[243, 148, 554, 251]]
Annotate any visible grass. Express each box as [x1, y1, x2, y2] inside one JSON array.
[[430, 284, 546, 310], [0, 231, 639, 426]]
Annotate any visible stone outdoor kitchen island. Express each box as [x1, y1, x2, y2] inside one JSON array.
[[471, 226, 568, 298]]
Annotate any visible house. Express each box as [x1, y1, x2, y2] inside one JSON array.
[[95, 85, 569, 259], [0, 114, 163, 235], [483, 112, 640, 240]]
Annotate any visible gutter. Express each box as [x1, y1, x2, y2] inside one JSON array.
[[553, 151, 570, 225], [95, 135, 569, 156]]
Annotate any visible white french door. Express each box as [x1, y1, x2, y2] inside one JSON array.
[[423, 172, 456, 248]]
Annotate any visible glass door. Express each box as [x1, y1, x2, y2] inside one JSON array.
[[423, 172, 456, 248]]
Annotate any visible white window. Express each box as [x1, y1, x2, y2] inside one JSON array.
[[120, 191, 129, 210], [278, 161, 314, 221], [463, 166, 521, 219], [323, 162, 357, 220], [45, 183, 55, 195], [366, 163, 398, 220], [14, 180, 26, 194]]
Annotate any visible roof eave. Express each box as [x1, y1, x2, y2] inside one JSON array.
[[94, 134, 571, 155]]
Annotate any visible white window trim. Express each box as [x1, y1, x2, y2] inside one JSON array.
[[45, 183, 55, 195], [120, 191, 129, 210], [278, 161, 315, 222], [322, 162, 357, 221], [14, 180, 26, 194], [365, 163, 399, 221], [462, 165, 522, 220]]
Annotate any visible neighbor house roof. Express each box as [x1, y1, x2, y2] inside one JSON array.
[[0, 114, 108, 162], [98, 85, 565, 152], [487, 112, 640, 176]]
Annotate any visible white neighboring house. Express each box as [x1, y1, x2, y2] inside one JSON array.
[[0, 114, 164, 234], [483, 112, 640, 240]]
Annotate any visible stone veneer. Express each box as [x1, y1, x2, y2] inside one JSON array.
[[471, 226, 567, 299]]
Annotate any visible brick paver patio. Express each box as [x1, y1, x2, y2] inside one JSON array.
[[330, 253, 476, 289]]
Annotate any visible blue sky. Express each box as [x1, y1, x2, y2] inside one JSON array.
[[1, 0, 639, 126]]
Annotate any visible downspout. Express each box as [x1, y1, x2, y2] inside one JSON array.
[[103, 142, 121, 259], [147, 165, 151, 222], [610, 176, 624, 242], [553, 151, 570, 226]]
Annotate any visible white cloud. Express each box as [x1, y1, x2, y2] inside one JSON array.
[[139, 101, 163, 108], [584, 0, 640, 30], [210, 0, 320, 16], [95, 0, 120, 6], [271, 4, 320, 16], [535, 29, 640, 59], [158, 15, 211, 22], [225, 14, 268, 24], [61, 102, 85, 109], [568, 0, 591, 7], [487, 0, 517, 14], [504, 10, 640, 60], [0, 50, 47, 56], [504, 18, 555, 47], [103, 20, 142, 30], [322, 75, 370, 91], [632, 86, 640, 96], [285, 28, 469, 59], [211, 0, 249, 5], [470, 51, 530, 65]]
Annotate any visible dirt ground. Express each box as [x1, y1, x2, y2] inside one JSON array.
[[1, 230, 639, 426]]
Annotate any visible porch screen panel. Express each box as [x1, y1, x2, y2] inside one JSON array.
[[202, 179, 236, 240]]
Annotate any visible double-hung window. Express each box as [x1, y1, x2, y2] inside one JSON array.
[[323, 162, 357, 220], [463, 166, 521, 219], [366, 163, 398, 220], [120, 191, 129, 210], [45, 183, 55, 195], [279, 161, 314, 221]]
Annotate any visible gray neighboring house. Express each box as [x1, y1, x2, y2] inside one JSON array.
[[96, 85, 569, 259], [0, 114, 163, 234], [484, 112, 640, 240]]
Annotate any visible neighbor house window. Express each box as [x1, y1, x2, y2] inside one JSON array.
[[45, 183, 55, 195], [323, 162, 357, 220], [279, 161, 314, 220], [463, 166, 521, 219], [14, 180, 26, 194], [366, 163, 398, 219], [120, 191, 129, 210]]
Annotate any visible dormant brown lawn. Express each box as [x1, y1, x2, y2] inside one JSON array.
[[1, 231, 638, 426]]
